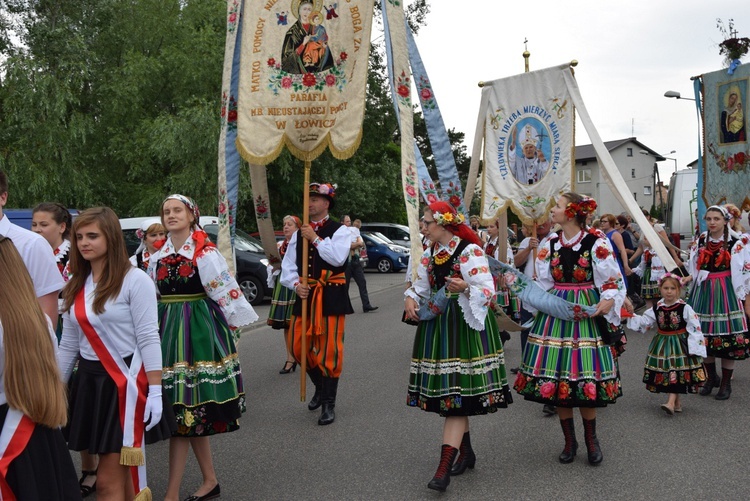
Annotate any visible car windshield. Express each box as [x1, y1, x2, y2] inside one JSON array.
[[363, 231, 394, 244], [204, 224, 265, 253]]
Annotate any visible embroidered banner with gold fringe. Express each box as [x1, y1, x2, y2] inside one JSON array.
[[236, 0, 373, 164], [480, 64, 575, 224]]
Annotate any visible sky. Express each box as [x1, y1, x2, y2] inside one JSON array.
[[407, 0, 750, 185]]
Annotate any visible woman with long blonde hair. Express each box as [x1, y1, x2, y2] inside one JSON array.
[[0, 236, 80, 499], [58, 207, 173, 500]]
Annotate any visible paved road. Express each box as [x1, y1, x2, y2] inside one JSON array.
[[82, 270, 749, 500]]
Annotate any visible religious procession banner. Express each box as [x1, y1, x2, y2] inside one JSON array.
[[480, 63, 575, 224], [236, 0, 374, 164], [699, 63, 750, 211]]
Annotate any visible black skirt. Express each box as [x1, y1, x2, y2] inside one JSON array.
[[65, 357, 176, 454], [0, 404, 82, 500]]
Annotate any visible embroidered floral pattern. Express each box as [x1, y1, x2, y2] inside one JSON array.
[[404, 164, 418, 209], [156, 255, 196, 285], [267, 53, 348, 95], [220, 92, 238, 132], [226, 0, 240, 33], [254, 195, 270, 220], [396, 70, 411, 107], [218, 188, 235, 228], [416, 75, 435, 110]]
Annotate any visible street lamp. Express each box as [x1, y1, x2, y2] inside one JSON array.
[[664, 90, 696, 101]]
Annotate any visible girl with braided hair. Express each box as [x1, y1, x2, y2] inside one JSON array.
[[513, 192, 625, 466], [685, 205, 750, 400]]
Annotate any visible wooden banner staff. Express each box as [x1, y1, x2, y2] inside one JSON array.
[[299, 159, 311, 401]]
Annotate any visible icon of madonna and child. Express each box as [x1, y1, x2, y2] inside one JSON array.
[[281, 0, 335, 75]]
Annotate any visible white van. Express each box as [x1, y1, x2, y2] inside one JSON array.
[[664, 169, 698, 250]]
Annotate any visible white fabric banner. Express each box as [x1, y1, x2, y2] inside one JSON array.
[[237, 0, 373, 164], [480, 64, 575, 224]]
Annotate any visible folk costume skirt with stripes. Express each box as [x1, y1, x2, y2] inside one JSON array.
[[65, 358, 174, 453], [159, 294, 245, 436], [0, 405, 81, 500], [641, 266, 660, 300], [688, 270, 749, 360], [267, 280, 296, 330], [289, 313, 346, 378], [407, 298, 512, 417], [643, 330, 705, 394], [514, 283, 622, 408]]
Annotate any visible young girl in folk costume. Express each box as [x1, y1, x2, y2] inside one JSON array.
[[130, 218, 166, 272], [58, 207, 172, 500], [34, 202, 100, 497], [629, 238, 666, 302], [32, 202, 73, 337], [626, 273, 706, 414], [0, 236, 80, 500], [268, 215, 301, 374], [514, 193, 625, 466], [149, 194, 258, 501], [404, 202, 512, 493], [686, 205, 749, 400]]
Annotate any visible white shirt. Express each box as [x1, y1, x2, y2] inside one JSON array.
[[281, 223, 351, 289], [58, 268, 162, 382], [0, 215, 64, 297], [517, 232, 553, 277]]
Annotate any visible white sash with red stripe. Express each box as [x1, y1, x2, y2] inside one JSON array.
[[74, 284, 152, 500], [0, 408, 35, 501]]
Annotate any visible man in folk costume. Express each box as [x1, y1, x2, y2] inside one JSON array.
[[282, 182, 354, 425]]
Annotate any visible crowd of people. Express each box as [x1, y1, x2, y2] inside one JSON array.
[[2, 163, 750, 497]]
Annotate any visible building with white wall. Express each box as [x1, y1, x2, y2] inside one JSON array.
[[574, 137, 666, 216]]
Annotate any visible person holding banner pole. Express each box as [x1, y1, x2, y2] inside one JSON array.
[[513, 193, 625, 466], [281, 182, 353, 425], [0, 236, 80, 500], [58, 208, 172, 500], [404, 202, 512, 492]]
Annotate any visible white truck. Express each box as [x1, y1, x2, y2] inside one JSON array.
[[664, 169, 698, 250]]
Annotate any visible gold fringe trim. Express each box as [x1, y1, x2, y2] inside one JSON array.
[[134, 487, 152, 501], [120, 446, 145, 466], [235, 127, 364, 165]]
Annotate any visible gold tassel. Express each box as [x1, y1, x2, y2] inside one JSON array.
[[119, 446, 145, 466], [133, 486, 152, 501]]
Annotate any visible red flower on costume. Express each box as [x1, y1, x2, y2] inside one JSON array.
[[573, 268, 588, 282], [449, 195, 461, 207], [540, 381, 556, 399], [595, 246, 610, 260], [558, 381, 570, 399], [577, 256, 589, 267], [420, 87, 433, 100], [157, 267, 169, 281], [397, 85, 409, 98], [229, 289, 241, 299], [552, 268, 564, 281], [178, 263, 193, 278], [583, 382, 597, 400], [537, 248, 549, 260]]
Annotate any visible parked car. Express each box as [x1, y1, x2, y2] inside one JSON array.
[[4, 207, 80, 230], [360, 222, 411, 248], [361, 231, 409, 273], [119, 216, 271, 305]]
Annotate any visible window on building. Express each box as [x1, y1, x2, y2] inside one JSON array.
[[577, 169, 592, 184], [631, 168, 635, 178], [627, 148, 633, 157], [644, 186, 652, 196], [581, 160, 588, 166]]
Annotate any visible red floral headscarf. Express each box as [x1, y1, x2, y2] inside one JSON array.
[[427, 201, 482, 247]]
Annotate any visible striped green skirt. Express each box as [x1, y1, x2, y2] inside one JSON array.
[[267, 279, 296, 330], [643, 332, 705, 393], [688, 271, 749, 360], [641, 266, 660, 300], [159, 294, 245, 436], [407, 298, 512, 417], [514, 283, 622, 408]]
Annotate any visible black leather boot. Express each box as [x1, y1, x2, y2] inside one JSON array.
[[582, 418, 602, 465], [427, 445, 458, 492], [715, 367, 733, 400], [307, 367, 323, 410], [450, 431, 476, 475], [558, 418, 578, 464], [318, 377, 338, 425], [699, 362, 720, 396]]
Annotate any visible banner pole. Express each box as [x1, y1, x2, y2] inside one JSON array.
[[300, 159, 311, 402]]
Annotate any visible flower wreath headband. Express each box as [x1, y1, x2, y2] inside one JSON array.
[[433, 211, 466, 226], [658, 272, 688, 288], [564, 197, 597, 219]]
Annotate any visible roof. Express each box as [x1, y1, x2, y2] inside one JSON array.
[[574, 137, 665, 162]]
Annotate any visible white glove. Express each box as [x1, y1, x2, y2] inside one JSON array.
[[144, 385, 163, 432]]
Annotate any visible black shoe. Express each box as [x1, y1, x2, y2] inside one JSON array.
[[542, 404, 557, 416], [318, 377, 339, 425], [184, 483, 220, 501], [307, 367, 323, 410], [583, 418, 603, 465], [510, 367, 520, 374], [79, 469, 97, 499], [699, 362, 719, 396], [363, 305, 379, 312], [450, 432, 476, 475], [715, 368, 733, 400], [558, 418, 577, 464], [279, 361, 297, 374], [427, 445, 458, 492]]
